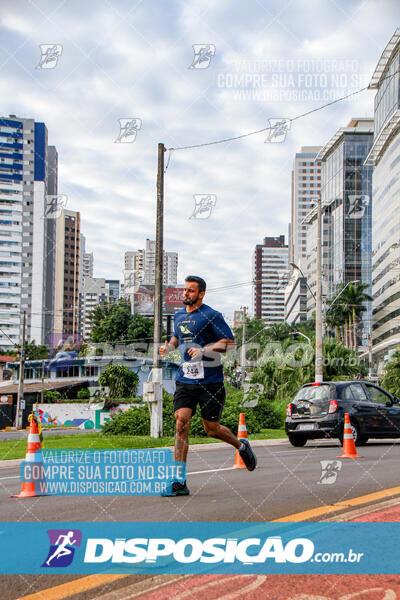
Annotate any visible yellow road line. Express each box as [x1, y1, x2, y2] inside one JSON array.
[[18, 486, 400, 599], [273, 485, 400, 521], [17, 575, 128, 600]]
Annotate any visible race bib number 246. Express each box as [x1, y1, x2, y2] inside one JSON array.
[[182, 361, 204, 379]]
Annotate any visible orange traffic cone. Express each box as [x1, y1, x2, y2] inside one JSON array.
[[337, 413, 362, 459], [233, 413, 248, 469], [11, 415, 46, 498]]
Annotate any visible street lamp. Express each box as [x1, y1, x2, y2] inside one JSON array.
[[290, 196, 323, 382], [289, 262, 316, 301], [288, 331, 311, 344], [325, 280, 360, 314]]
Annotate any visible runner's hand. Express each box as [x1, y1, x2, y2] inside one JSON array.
[[187, 347, 203, 360], [159, 340, 169, 356]]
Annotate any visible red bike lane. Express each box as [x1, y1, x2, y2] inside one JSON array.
[[122, 503, 400, 600]]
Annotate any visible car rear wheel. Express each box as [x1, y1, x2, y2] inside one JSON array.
[[288, 434, 307, 447], [339, 422, 366, 446]]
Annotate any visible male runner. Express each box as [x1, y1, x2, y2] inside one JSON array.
[[159, 275, 257, 496]]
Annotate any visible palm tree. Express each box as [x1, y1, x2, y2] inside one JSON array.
[[325, 301, 346, 343], [381, 350, 400, 398], [328, 283, 372, 351]]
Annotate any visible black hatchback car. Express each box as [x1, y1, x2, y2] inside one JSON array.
[[285, 381, 400, 446]]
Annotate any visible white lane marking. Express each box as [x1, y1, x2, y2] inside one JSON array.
[[0, 475, 19, 480], [188, 467, 235, 475]]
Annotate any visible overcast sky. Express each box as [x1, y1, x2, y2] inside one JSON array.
[[1, 0, 399, 322]]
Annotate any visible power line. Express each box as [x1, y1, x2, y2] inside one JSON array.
[[167, 86, 370, 152], [167, 69, 399, 153]]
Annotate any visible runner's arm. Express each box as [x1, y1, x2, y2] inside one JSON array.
[[203, 338, 235, 354], [159, 336, 179, 355], [187, 338, 235, 359]]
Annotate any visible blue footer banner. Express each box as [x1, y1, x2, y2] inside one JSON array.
[[0, 522, 399, 574]]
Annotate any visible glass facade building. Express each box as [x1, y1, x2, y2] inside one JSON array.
[[306, 119, 373, 346], [365, 29, 400, 361]]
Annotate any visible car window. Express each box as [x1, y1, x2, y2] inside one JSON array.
[[344, 384, 369, 402], [365, 384, 392, 405], [342, 386, 355, 400], [294, 385, 330, 401]]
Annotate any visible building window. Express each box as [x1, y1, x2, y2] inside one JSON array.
[[82, 365, 99, 377], [56, 365, 80, 378]]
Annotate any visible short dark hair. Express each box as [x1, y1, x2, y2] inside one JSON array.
[[185, 275, 206, 292]]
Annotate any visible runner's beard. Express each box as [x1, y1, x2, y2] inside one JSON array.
[[183, 297, 196, 305]]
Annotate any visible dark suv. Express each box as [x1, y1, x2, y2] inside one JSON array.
[[285, 381, 400, 447]]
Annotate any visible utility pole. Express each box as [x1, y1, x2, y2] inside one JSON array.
[[15, 310, 26, 429], [240, 306, 247, 387], [368, 335, 373, 378], [315, 195, 323, 383], [150, 142, 165, 437]]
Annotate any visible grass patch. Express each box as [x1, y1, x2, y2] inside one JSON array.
[[0, 429, 286, 460]]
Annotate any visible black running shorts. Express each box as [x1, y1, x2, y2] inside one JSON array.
[[173, 381, 226, 422]]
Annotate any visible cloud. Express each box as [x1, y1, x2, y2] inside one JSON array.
[[0, 0, 399, 320]]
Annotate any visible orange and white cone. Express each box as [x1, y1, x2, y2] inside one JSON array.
[[233, 412, 248, 469], [11, 415, 46, 498], [337, 413, 362, 459]]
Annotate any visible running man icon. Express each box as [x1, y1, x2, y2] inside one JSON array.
[[42, 529, 82, 568], [46, 531, 77, 566]]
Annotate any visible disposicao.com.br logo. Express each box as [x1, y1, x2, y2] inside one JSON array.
[[82, 536, 360, 565]]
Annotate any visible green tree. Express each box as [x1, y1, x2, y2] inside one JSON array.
[[233, 316, 266, 347], [381, 350, 400, 398], [16, 340, 50, 360], [89, 299, 154, 345], [0, 347, 18, 357], [127, 313, 153, 344], [90, 300, 132, 343], [99, 363, 139, 398]]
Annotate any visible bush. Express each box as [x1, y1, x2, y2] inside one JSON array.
[[253, 397, 285, 429], [77, 388, 90, 399], [102, 406, 150, 435], [43, 389, 61, 403], [101, 387, 282, 437], [99, 363, 139, 397]]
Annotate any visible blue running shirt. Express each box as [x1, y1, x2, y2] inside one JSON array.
[[173, 303, 234, 384]]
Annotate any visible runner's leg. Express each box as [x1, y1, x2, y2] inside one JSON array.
[[202, 419, 241, 449], [174, 407, 193, 462]]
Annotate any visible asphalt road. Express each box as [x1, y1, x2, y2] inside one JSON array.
[[1, 438, 400, 522], [2, 439, 400, 599]]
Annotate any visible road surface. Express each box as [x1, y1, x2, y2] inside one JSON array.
[[1, 438, 400, 599]]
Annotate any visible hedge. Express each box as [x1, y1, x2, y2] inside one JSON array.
[[102, 389, 285, 436]]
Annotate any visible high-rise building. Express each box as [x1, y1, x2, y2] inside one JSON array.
[[286, 146, 322, 323], [365, 29, 400, 362], [83, 251, 94, 278], [289, 146, 322, 267], [253, 235, 288, 323], [54, 209, 80, 339], [81, 277, 106, 340], [0, 115, 57, 349], [284, 275, 308, 324], [306, 118, 373, 345], [124, 239, 178, 291], [105, 280, 120, 303]]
